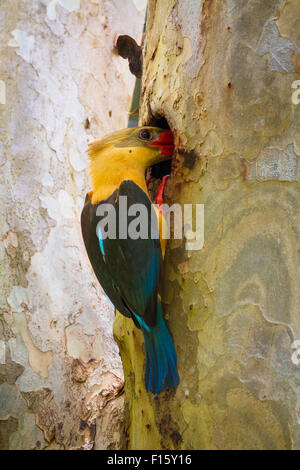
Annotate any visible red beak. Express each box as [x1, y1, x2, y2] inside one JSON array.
[[149, 130, 174, 156]]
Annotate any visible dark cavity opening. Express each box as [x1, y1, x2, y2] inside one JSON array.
[[145, 116, 173, 199]]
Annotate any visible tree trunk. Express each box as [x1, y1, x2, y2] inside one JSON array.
[[0, 0, 145, 450], [114, 0, 300, 450]]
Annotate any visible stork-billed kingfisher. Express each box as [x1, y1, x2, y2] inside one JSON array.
[[81, 127, 179, 394]]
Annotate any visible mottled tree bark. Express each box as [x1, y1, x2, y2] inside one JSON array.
[[0, 0, 145, 450], [114, 0, 300, 450]]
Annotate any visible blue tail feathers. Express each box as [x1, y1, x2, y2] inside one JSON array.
[[133, 303, 179, 394]]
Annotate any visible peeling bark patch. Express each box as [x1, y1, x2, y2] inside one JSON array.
[[257, 19, 296, 73], [21, 388, 55, 443], [0, 346, 24, 385], [132, 0, 147, 12], [3, 231, 18, 254], [79, 419, 96, 448], [221, 39, 292, 156], [8, 30, 34, 63], [170, 0, 205, 78], [42, 173, 54, 188], [46, 0, 81, 21], [7, 286, 28, 313], [66, 323, 96, 363], [247, 145, 300, 184], [72, 358, 89, 383], [95, 394, 124, 450], [92, 373, 124, 450], [201, 130, 224, 158], [0, 417, 18, 450], [12, 312, 53, 378], [277, 0, 300, 50], [9, 412, 45, 450], [0, 383, 27, 420]]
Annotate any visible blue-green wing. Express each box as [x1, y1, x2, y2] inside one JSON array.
[[100, 180, 162, 327], [81, 190, 132, 319]]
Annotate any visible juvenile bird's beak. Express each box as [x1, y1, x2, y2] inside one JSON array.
[[149, 130, 174, 156]]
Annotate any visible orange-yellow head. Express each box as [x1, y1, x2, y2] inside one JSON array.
[[87, 127, 174, 203]]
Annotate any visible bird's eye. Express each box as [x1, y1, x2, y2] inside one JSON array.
[[139, 129, 152, 140]]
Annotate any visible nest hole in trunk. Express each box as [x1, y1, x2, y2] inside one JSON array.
[[145, 115, 175, 202]]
